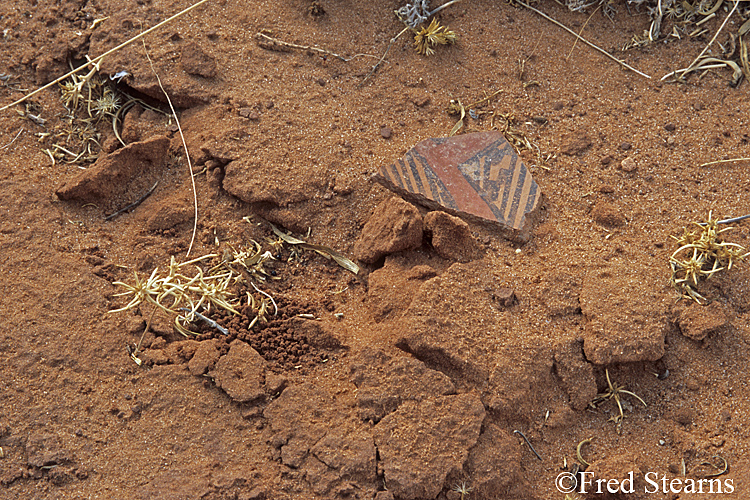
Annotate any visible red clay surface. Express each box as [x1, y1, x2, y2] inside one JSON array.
[[1, 0, 750, 499]]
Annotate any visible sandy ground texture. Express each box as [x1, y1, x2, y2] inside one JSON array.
[[2, 0, 750, 498]]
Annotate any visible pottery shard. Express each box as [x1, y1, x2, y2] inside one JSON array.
[[55, 135, 169, 210], [353, 196, 423, 264], [373, 393, 485, 500], [675, 301, 729, 340], [349, 347, 456, 422], [375, 131, 541, 243], [210, 340, 266, 403], [424, 210, 484, 262], [581, 266, 668, 364]]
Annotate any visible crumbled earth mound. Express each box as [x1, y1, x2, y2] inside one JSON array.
[[2, 0, 750, 499]]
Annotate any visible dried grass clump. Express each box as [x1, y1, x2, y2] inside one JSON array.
[[669, 212, 749, 303]]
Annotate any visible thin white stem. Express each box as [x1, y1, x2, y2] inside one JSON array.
[[142, 40, 199, 258], [429, 0, 465, 16]]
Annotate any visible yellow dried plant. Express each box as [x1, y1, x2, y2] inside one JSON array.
[[413, 18, 457, 56], [669, 212, 749, 304]]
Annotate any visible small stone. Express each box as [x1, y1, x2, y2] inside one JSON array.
[[412, 96, 431, 107], [620, 142, 632, 151], [380, 126, 392, 139], [620, 157, 637, 172], [238, 107, 255, 118], [665, 123, 676, 132], [600, 155, 613, 166], [492, 288, 517, 308]]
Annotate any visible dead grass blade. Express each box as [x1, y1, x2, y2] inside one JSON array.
[[515, 0, 652, 79], [269, 223, 359, 275], [661, 0, 740, 81], [700, 157, 750, 167], [256, 31, 376, 62]]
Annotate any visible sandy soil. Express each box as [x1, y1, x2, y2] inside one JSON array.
[[2, 0, 750, 499]]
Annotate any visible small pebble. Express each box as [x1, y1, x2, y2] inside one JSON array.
[[620, 142, 632, 151], [665, 123, 676, 132], [621, 157, 637, 172], [380, 127, 392, 139]]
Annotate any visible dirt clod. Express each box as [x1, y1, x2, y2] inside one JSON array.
[[675, 301, 729, 341], [591, 201, 626, 227], [373, 393, 485, 500], [353, 196, 424, 264], [211, 340, 266, 403], [55, 135, 170, 210], [560, 133, 592, 155], [424, 210, 484, 262]]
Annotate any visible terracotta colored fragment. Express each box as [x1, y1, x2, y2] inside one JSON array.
[[353, 196, 423, 264], [55, 135, 170, 210], [375, 131, 542, 242]]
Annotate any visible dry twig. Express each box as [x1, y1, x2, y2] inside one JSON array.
[[0, 0, 213, 112]]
